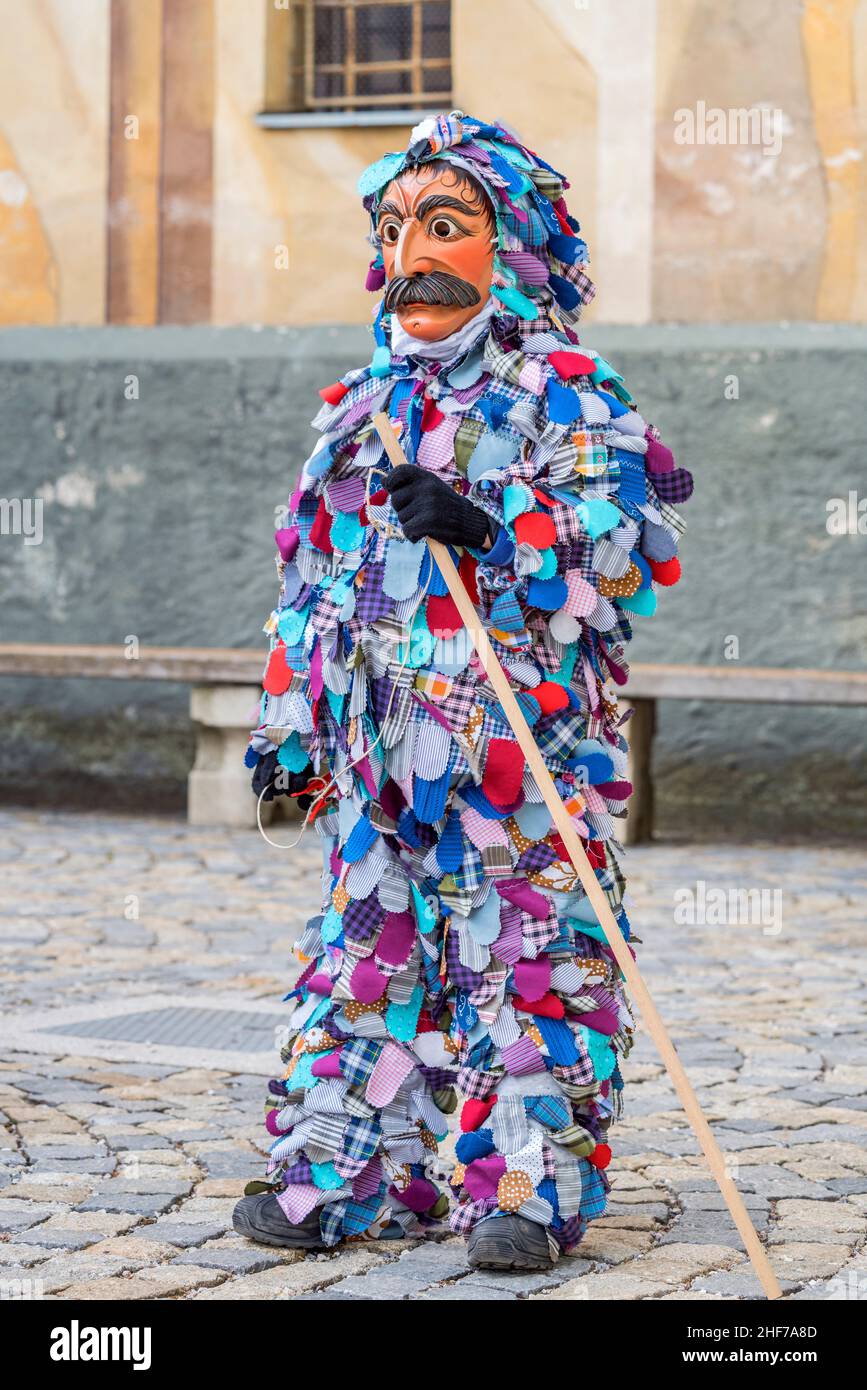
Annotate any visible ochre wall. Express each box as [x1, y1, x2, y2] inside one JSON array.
[[1, 0, 866, 326]]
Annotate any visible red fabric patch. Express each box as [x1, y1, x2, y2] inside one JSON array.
[[588, 1143, 612, 1170], [649, 556, 681, 586], [513, 511, 557, 549], [553, 205, 574, 235], [459, 551, 479, 604], [415, 1010, 437, 1035], [369, 487, 388, 506], [319, 381, 349, 406], [422, 396, 444, 432], [586, 840, 607, 871], [513, 991, 565, 1019], [548, 831, 569, 861], [309, 496, 334, 553], [532, 487, 555, 508], [426, 592, 463, 638], [533, 681, 569, 715], [460, 1095, 498, 1133], [547, 350, 596, 381], [262, 642, 291, 696], [482, 738, 525, 807], [596, 779, 633, 800]]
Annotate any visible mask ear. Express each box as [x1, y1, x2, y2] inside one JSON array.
[[366, 252, 385, 292]]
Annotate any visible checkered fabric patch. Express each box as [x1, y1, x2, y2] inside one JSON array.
[[338, 1038, 384, 1089], [456, 1063, 502, 1100], [579, 1160, 609, 1221], [342, 894, 384, 942], [449, 1195, 498, 1235], [342, 1114, 382, 1163]]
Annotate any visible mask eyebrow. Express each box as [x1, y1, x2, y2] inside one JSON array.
[[376, 199, 404, 222], [413, 194, 486, 224]]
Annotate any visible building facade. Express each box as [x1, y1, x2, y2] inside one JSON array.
[[1, 0, 866, 329]]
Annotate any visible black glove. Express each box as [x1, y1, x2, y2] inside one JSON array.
[[252, 749, 313, 803], [384, 464, 492, 548]]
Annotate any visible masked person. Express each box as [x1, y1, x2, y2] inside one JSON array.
[[233, 113, 693, 1271]]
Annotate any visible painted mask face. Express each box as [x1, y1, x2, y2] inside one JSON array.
[[377, 162, 496, 342]]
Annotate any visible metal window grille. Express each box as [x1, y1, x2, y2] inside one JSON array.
[[292, 0, 452, 112]]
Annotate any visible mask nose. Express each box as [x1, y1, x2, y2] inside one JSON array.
[[394, 218, 434, 280]]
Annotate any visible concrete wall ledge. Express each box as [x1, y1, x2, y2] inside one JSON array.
[[2, 321, 867, 361]]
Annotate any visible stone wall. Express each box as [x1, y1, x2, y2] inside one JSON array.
[[1, 324, 865, 838]]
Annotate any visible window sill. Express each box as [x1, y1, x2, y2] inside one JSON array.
[[255, 108, 439, 131]]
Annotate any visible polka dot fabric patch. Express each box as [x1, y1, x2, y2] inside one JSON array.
[[497, 1169, 535, 1212]]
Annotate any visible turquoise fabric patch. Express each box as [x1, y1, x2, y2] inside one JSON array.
[[551, 644, 579, 687], [410, 880, 437, 934], [276, 732, 309, 773], [504, 483, 533, 526], [371, 344, 392, 377], [618, 588, 657, 617], [331, 511, 365, 552], [324, 688, 346, 721], [321, 904, 344, 945], [357, 150, 405, 197], [579, 496, 621, 539], [290, 1051, 329, 1091], [311, 1160, 345, 1190], [277, 606, 307, 645], [396, 608, 435, 668], [536, 547, 557, 579], [578, 1024, 617, 1082], [385, 984, 424, 1042]]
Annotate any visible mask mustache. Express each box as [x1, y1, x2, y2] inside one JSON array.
[[384, 271, 481, 312]]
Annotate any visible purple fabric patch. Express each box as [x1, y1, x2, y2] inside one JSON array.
[[327, 476, 367, 510], [350, 956, 388, 1003], [355, 562, 396, 623], [342, 894, 385, 941], [281, 1156, 313, 1186], [501, 1034, 547, 1077], [392, 1176, 438, 1213], [311, 1049, 343, 1078], [351, 1156, 383, 1200], [375, 911, 416, 965], [494, 900, 523, 965], [514, 958, 551, 1001], [516, 842, 556, 874], [496, 878, 551, 920], [576, 1006, 619, 1035], [464, 1154, 506, 1201]]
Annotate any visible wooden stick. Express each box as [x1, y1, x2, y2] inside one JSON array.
[[373, 411, 782, 1301]]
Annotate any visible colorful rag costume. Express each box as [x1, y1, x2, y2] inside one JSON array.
[[244, 114, 693, 1252]]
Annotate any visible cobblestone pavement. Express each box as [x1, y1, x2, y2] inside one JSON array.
[[1, 809, 865, 1302]]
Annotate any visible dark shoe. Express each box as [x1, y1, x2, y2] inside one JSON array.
[[466, 1214, 554, 1271], [232, 1194, 326, 1250]]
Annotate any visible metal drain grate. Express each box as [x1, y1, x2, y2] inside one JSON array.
[[42, 1006, 281, 1053]]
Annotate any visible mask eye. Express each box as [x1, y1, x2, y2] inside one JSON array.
[[379, 218, 401, 246], [429, 215, 463, 241]]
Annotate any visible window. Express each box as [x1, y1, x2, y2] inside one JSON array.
[[266, 0, 452, 116]]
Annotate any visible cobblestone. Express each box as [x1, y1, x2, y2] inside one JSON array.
[[0, 810, 865, 1300]]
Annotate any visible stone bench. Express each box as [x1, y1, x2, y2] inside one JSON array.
[[1, 643, 865, 841]]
